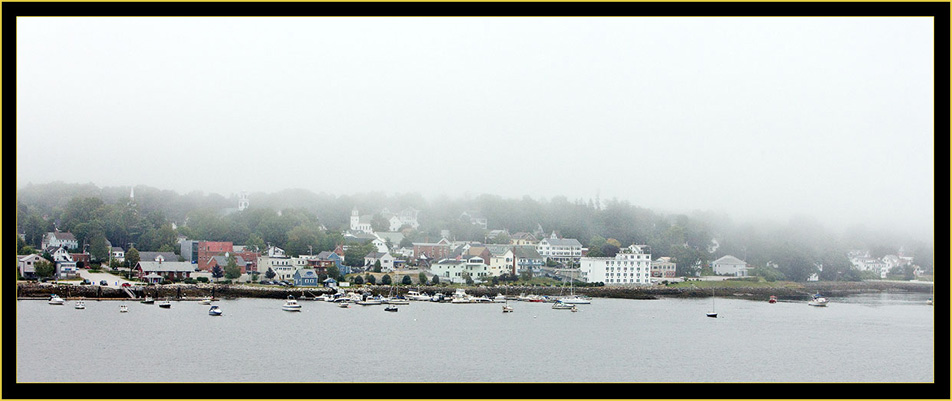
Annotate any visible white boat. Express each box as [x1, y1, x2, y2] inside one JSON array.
[[451, 288, 474, 303], [356, 295, 383, 305], [493, 293, 508, 303], [199, 296, 213, 305], [384, 304, 399, 312], [502, 304, 513, 313], [282, 296, 302, 311], [74, 299, 86, 309], [808, 292, 829, 307], [158, 299, 172, 308], [406, 290, 431, 301], [472, 295, 493, 303], [140, 296, 155, 304], [552, 301, 577, 311], [559, 295, 592, 305], [339, 301, 350, 308], [388, 297, 410, 305], [208, 305, 223, 316], [48, 294, 65, 305], [119, 304, 129, 313]]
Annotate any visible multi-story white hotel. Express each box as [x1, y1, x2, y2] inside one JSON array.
[[579, 244, 652, 285]]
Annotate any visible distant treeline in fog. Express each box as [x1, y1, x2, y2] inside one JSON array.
[[16, 182, 934, 281]]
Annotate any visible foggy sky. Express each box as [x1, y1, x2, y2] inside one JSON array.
[[16, 17, 935, 240]]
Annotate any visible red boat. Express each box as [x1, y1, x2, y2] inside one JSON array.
[[768, 295, 777, 304]]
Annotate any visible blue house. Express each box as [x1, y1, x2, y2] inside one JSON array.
[[293, 269, 320, 287], [317, 250, 349, 275]]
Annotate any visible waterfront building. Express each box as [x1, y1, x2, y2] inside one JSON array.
[[17, 254, 50, 279], [579, 244, 652, 285], [292, 269, 320, 287], [135, 260, 195, 284], [711, 255, 748, 277], [510, 232, 538, 246], [429, 256, 492, 283], [364, 251, 395, 271], [651, 257, 677, 278], [413, 238, 453, 263], [257, 246, 294, 280], [197, 241, 233, 271]]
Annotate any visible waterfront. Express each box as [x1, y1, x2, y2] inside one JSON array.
[[16, 292, 933, 384]]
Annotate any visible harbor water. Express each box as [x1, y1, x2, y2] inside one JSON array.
[[15, 292, 934, 384]]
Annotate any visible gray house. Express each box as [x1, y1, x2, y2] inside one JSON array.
[[293, 269, 320, 287]]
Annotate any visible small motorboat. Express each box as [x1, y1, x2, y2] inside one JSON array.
[[208, 305, 223, 316], [339, 302, 350, 308], [48, 294, 65, 305], [74, 299, 86, 309], [769, 295, 778, 304], [384, 305, 398, 312], [119, 304, 129, 313], [808, 293, 829, 307], [282, 296, 302, 312], [502, 304, 513, 313], [158, 299, 172, 308], [387, 297, 410, 305], [199, 296, 213, 305], [140, 296, 155, 304]]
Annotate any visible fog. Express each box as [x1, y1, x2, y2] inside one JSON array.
[[15, 17, 935, 241]]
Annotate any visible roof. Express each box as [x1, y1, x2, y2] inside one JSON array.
[[539, 237, 582, 247], [713, 255, 747, 265], [317, 251, 341, 260], [139, 252, 179, 262], [137, 261, 196, 273], [513, 246, 543, 259]]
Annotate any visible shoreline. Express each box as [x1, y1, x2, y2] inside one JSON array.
[[16, 280, 932, 302]]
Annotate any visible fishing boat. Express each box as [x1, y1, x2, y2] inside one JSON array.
[[706, 288, 717, 318], [74, 299, 86, 309], [768, 295, 778, 304], [119, 303, 129, 313], [808, 292, 829, 307], [282, 296, 302, 311], [48, 294, 65, 305], [208, 305, 223, 316], [158, 299, 172, 308]]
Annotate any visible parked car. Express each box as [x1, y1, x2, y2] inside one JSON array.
[[81, 279, 91, 285], [121, 282, 131, 287], [100, 280, 108, 286]]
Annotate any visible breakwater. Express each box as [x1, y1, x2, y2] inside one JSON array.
[[16, 280, 931, 302]]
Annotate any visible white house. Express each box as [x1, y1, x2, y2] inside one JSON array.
[[257, 246, 294, 280], [110, 247, 126, 263], [18, 254, 50, 279], [579, 244, 652, 285], [45, 246, 78, 278], [364, 251, 395, 271], [429, 256, 491, 283], [41, 230, 79, 251], [651, 257, 677, 278], [712, 255, 748, 277], [485, 245, 515, 276], [536, 233, 583, 265]]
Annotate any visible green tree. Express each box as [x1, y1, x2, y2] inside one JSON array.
[[89, 231, 110, 262], [35, 259, 55, 279], [211, 265, 225, 282], [381, 274, 392, 285], [224, 255, 242, 280], [125, 247, 140, 269], [365, 274, 376, 285], [402, 275, 413, 285], [352, 275, 364, 285], [265, 268, 276, 280], [417, 272, 428, 285], [431, 274, 440, 284]]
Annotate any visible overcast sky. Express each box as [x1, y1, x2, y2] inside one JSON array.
[[16, 17, 934, 239]]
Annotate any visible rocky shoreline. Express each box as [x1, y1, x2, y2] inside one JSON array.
[[16, 280, 932, 302]]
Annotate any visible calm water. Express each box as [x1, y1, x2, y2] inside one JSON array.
[[16, 292, 934, 383]]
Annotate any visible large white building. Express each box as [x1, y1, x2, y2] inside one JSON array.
[[536, 233, 583, 264], [257, 246, 294, 280], [711, 255, 748, 277], [429, 256, 492, 283], [579, 244, 652, 285]]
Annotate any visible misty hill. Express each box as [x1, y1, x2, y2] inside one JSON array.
[[16, 182, 934, 281]]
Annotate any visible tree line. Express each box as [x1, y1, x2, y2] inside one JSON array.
[[16, 182, 934, 281]]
